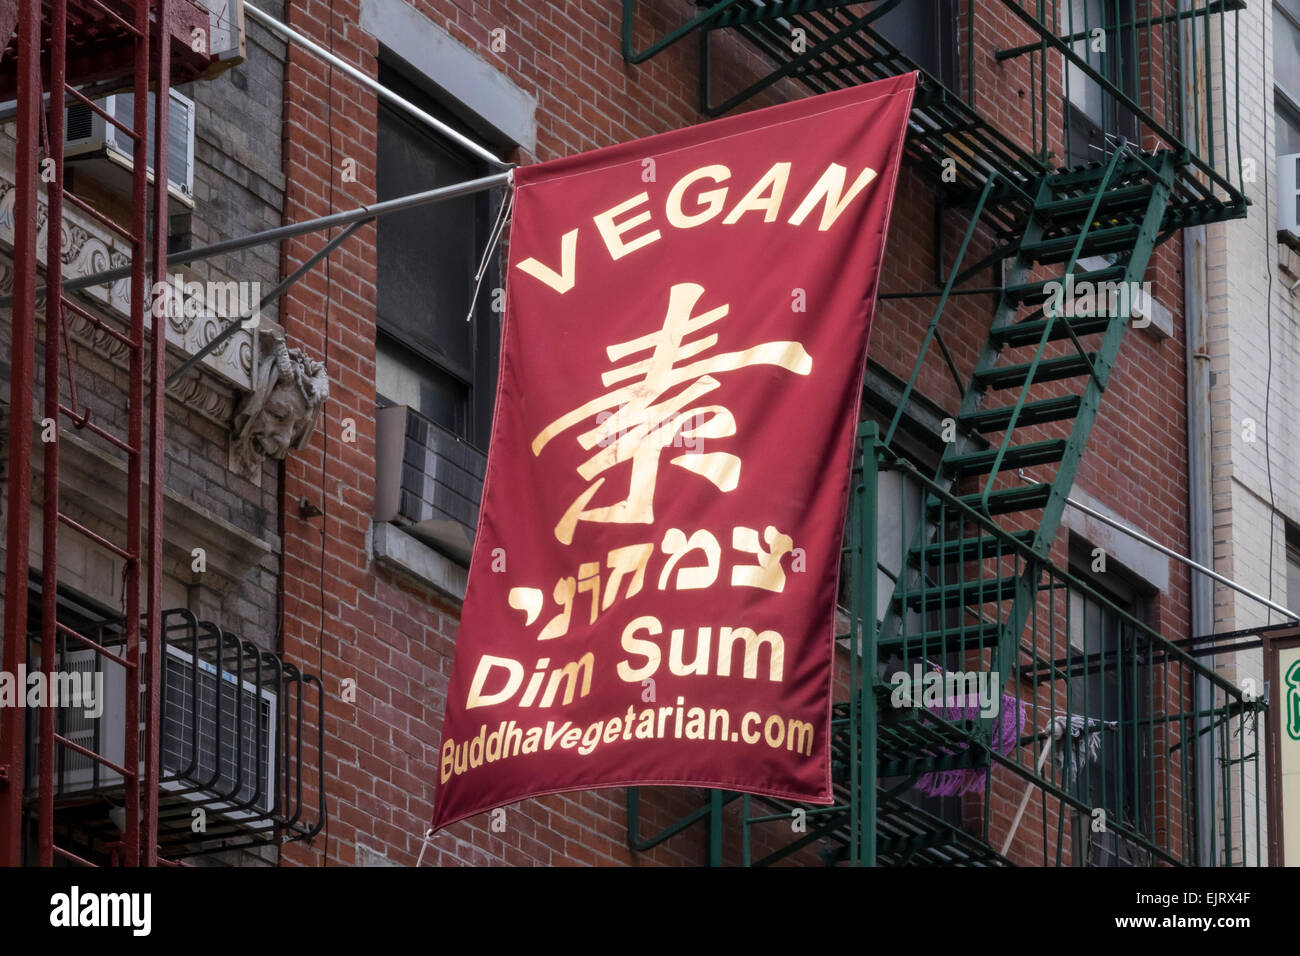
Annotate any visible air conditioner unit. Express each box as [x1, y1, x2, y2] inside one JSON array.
[[64, 88, 196, 207], [1280, 152, 1300, 240], [374, 403, 486, 564], [56, 642, 276, 820]]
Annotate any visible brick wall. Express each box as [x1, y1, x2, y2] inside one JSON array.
[[274, 0, 1200, 867]]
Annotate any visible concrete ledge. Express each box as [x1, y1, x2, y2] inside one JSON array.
[[372, 520, 467, 606], [359, 0, 536, 152], [1060, 487, 1170, 592]]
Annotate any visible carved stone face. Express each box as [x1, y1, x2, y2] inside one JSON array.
[[248, 379, 310, 460]]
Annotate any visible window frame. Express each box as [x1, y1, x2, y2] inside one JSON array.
[[1066, 536, 1157, 867], [1275, 1, 1300, 166], [373, 61, 504, 451], [1061, 0, 1142, 166]]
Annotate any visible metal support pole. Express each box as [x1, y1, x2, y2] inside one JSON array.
[[38, 0, 68, 869], [1, 172, 512, 309], [707, 789, 723, 866], [0, 0, 42, 868], [244, 3, 509, 170], [142, 0, 172, 867], [857, 422, 879, 867], [120, 0, 152, 870], [165, 219, 367, 388], [1064, 496, 1298, 621]]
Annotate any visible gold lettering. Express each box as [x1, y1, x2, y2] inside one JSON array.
[[603, 543, 654, 610], [466, 655, 524, 709], [657, 528, 722, 590], [731, 525, 795, 592], [666, 164, 731, 228], [593, 192, 661, 259], [722, 161, 790, 224], [787, 162, 877, 230], [538, 576, 576, 640], [617, 616, 663, 683], [516, 228, 578, 292], [539, 652, 594, 707], [717, 626, 785, 681]]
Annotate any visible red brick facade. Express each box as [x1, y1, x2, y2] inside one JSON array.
[[275, 0, 1193, 867]]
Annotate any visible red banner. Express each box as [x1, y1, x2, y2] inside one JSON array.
[[431, 75, 916, 829]]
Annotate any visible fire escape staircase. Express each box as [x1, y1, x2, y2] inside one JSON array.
[[620, 0, 1257, 866], [867, 146, 1176, 865]]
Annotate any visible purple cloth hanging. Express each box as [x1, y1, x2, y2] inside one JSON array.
[[913, 693, 1026, 797]]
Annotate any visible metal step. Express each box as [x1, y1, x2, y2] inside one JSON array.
[[898, 575, 1020, 612], [944, 438, 1067, 478], [989, 312, 1112, 348], [878, 617, 1005, 655], [933, 481, 1053, 517], [1035, 183, 1153, 222], [960, 394, 1082, 433], [1004, 265, 1126, 306], [1021, 223, 1140, 263], [873, 795, 1010, 866], [913, 529, 1036, 564], [974, 351, 1098, 390]]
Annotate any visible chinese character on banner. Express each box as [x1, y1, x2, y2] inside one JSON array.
[[431, 74, 916, 830]]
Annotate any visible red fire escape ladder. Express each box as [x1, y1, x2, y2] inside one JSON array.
[[0, 0, 209, 867]]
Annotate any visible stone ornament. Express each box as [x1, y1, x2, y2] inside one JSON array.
[[232, 327, 329, 479]]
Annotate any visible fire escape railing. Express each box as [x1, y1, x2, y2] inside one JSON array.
[[853, 436, 1264, 867], [636, 426, 1264, 866], [22, 605, 325, 863], [622, 0, 1248, 233]]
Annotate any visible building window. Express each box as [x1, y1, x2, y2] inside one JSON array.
[[375, 63, 502, 450], [1286, 523, 1300, 615], [1063, 0, 1140, 166], [1276, 2, 1300, 157], [1067, 538, 1155, 866], [874, 0, 960, 92], [372, 63, 505, 563]]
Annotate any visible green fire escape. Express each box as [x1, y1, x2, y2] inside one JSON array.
[[621, 0, 1264, 866]]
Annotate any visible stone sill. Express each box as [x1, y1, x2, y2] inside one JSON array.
[[371, 520, 467, 607]]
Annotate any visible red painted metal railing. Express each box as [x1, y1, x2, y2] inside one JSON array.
[[0, 0, 203, 867]]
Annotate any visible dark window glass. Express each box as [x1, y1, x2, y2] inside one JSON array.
[[1064, 0, 1140, 166], [1275, 2, 1300, 108], [1286, 525, 1300, 616], [1278, 94, 1300, 157], [375, 66, 501, 448], [874, 0, 960, 91], [1067, 546, 1155, 866]]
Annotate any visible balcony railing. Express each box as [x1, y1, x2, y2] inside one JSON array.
[[851, 437, 1263, 866], [623, 0, 1247, 230], [25, 605, 325, 861]]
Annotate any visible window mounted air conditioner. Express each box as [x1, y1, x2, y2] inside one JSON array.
[[1280, 152, 1300, 240], [55, 642, 277, 821], [64, 88, 196, 207], [374, 403, 486, 564]]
